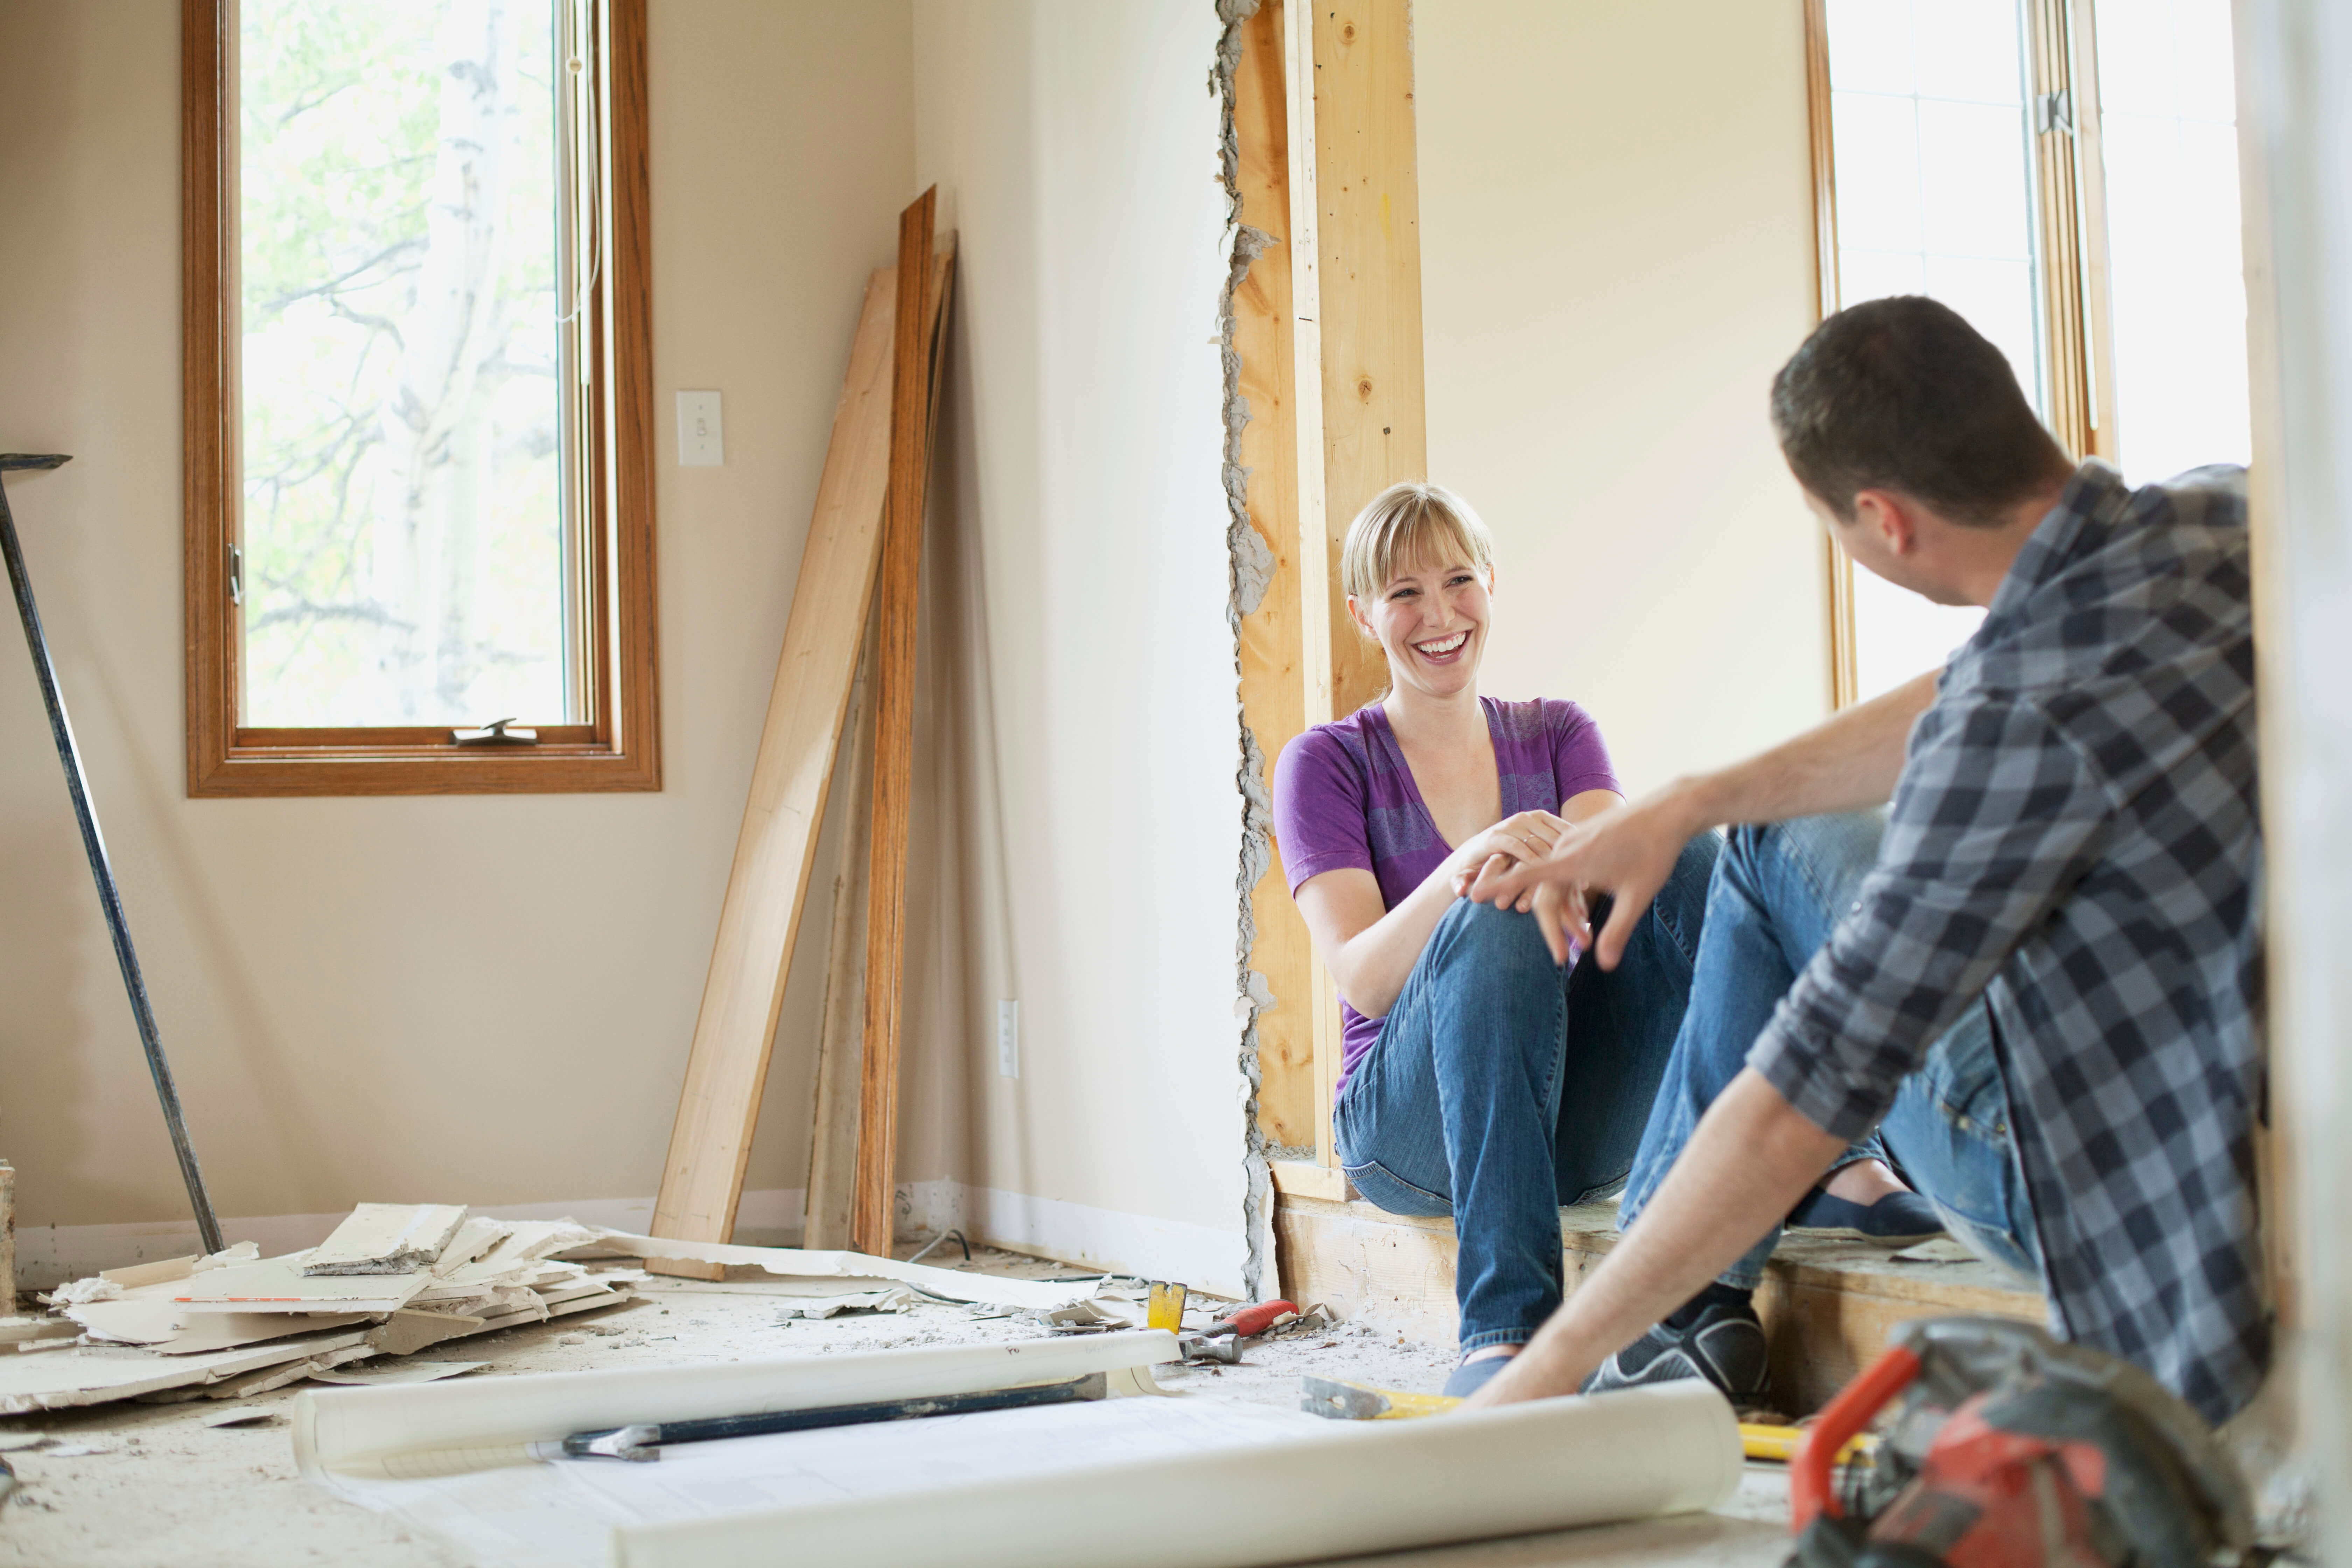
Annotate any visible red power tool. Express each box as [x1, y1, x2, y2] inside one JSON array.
[[1787, 1316, 2254, 1568]]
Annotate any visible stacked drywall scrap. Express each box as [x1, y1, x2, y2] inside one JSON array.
[[0, 1206, 632, 1414]]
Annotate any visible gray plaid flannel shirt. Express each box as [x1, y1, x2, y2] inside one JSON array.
[[1750, 460, 2266, 1423]]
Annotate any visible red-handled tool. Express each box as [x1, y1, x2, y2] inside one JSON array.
[[1204, 1299, 1300, 1339], [1790, 1342, 1920, 1531]]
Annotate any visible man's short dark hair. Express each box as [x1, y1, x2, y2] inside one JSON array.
[[1770, 295, 2073, 527]]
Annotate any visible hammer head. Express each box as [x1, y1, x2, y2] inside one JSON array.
[[1177, 1333, 1240, 1365], [0, 456, 70, 472]]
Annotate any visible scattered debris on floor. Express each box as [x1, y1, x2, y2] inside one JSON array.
[[0, 1206, 1122, 1420]]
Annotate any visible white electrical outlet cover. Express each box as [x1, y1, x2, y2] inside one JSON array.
[[677, 390, 723, 466], [997, 999, 1019, 1079]]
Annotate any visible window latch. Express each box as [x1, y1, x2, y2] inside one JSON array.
[[227, 542, 243, 607], [2036, 89, 2074, 136], [452, 717, 539, 746]]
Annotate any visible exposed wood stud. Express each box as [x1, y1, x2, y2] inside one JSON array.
[[1232, 0, 1319, 1153]]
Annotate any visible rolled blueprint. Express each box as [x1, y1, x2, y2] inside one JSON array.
[[614, 1378, 1744, 1568], [294, 1328, 1179, 1480]]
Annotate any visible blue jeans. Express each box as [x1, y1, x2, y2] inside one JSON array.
[[1333, 834, 1720, 1351], [1618, 813, 2044, 1289]]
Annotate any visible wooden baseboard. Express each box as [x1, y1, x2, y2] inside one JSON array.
[[1274, 1193, 2045, 1414]]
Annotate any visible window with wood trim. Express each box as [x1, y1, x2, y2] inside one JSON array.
[[1807, 0, 2249, 707], [183, 0, 657, 795]]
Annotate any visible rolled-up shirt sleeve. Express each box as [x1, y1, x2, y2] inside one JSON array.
[[1748, 693, 2113, 1142]]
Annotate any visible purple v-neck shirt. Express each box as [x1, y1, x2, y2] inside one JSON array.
[[1271, 697, 1621, 1091]]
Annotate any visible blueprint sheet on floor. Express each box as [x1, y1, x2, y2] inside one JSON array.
[[312, 1394, 1325, 1568]]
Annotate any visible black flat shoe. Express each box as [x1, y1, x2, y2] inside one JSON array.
[[1786, 1187, 1946, 1245]]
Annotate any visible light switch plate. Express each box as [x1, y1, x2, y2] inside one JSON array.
[[997, 999, 1020, 1079], [676, 390, 723, 466]]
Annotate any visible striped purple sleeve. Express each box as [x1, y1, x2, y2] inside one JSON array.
[[1271, 727, 1375, 896], [1546, 699, 1622, 804]]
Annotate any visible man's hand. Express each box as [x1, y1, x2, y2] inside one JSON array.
[[1461, 790, 1705, 968]]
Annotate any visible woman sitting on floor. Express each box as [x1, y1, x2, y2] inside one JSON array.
[[1271, 481, 1718, 1398]]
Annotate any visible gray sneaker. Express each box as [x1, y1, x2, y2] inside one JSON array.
[[1580, 1296, 1770, 1405]]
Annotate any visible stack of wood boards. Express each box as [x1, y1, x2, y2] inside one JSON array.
[[0, 1204, 628, 1414], [650, 185, 957, 1270]]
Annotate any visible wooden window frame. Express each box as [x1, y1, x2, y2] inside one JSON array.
[[182, 0, 659, 796], [1807, 0, 2118, 710]]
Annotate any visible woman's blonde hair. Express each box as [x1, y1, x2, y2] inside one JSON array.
[[1339, 481, 1495, 604]]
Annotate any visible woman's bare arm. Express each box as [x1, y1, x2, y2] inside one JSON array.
[[1293, 802, 1591, 1020]]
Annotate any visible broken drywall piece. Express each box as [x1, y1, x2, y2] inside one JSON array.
[[194, 1241, 261, 1273], [574, 1229, 1101, 1312], [175, 1255, 430, 1315], [431, 1218, 511, 1276], [367, 1311, 486, 1358], [774, 1288, 914, 1319], [202, 1342, 377, 1400], [0, 1329, 370, 1413], [304, 1205, 468, 1276], [155, 1314, 372, 1356], [630, 1273, 904, 1299], [0, 1317, 81, 1347], [198, 1407, 279, 1428], [101, 1255, 196, 1289], [44, 1275, 122, 1308], [308, 1361, 485, 1387], [65, 1298, 182, 1344]]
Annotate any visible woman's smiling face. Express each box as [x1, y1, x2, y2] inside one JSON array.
[[1352, 551, 1493, 701]]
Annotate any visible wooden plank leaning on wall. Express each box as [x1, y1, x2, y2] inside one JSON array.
[[852, 191, 956, 1260], [1236, 0, 1429, 1202], [645, 267, 900, 1279], [649, 206, 953, 1274]]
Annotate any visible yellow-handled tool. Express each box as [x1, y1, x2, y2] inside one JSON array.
[[1298, 1375, 1875, 1464]]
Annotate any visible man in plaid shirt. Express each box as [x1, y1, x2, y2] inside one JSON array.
[[1458, 295, 2266, 1424]]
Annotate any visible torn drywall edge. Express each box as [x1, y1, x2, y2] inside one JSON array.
[[1214, 0, 1280, 1304]]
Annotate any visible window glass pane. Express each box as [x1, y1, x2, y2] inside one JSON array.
[[240, 0, 568, 727], [1827, 0, 2039, 700], [2093, 0, 2250, 485]]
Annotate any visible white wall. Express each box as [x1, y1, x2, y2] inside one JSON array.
[[0, 0, 915, 1258], [1415, 0, 1830, 790], [2240, 0, 2352, 1543], [910, 0, 1256, 1294]]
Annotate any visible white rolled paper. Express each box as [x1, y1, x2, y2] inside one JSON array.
[[612, 1379, 1744, 1568], [293, 1328, 1180, 1480]]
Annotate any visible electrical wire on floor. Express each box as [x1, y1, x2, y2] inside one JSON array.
[[903, 1229, 971, 1266]]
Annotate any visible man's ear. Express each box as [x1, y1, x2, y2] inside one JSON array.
[[1850, 488, 1916, 556]]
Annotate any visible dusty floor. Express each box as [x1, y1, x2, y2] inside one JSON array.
[[0, 1244, 1792, 1567]]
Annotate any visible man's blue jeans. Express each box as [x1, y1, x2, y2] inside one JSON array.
[[1618, 812, 2044, 1289], [1333, 835, 1720, 1351]]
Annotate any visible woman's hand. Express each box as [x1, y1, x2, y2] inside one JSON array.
[[1446, 811, 1569, 897]]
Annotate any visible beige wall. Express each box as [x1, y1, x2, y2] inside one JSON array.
[[0, 0, 1822, 1303], [909, 0, 1256, 1293], [1415, 0, 1830, 790], [0, 0, 917, 1250]]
